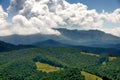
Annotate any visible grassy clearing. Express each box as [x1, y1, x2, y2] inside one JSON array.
[[80, 52, 117, 61], [80, 52, 99, 57], [81, 71, 103, 80], [35, 62, 63, 73], [109, 57, 117, 61]]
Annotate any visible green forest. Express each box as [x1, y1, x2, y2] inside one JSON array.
[[0, 47, 120, 80]]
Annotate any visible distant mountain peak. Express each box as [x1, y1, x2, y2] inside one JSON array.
[[0, 28, 120, 48], [42, 39, 58, 43], [33, 39, 67, 47]]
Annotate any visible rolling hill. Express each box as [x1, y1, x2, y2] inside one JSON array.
[[0, 40, 35, 52], [0, 47, 120, 80]]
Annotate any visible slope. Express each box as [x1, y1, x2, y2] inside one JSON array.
[[0, 40, 35, 52]]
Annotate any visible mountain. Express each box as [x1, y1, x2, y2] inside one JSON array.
[[110, 44, 120, 49], [0, 34, 62, 45], [0, 40, 35, 52], [0, 38, 119, 56], [32, 39, 120, 56], [0, 28, 120, 48], [33, 39, 69, 47], [56, 28, 120, 47]]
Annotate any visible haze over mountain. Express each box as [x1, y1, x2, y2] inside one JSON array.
[[0, 28, 120, 48]]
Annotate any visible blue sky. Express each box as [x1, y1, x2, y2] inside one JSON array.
[[66, 0, 120, 12], [0, 0, 10, 11], [0, 0, 120, 12]]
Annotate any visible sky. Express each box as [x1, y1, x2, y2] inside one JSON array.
[[0, 0, 120, 36], [67, 0, 120, 12], [0, 0, 10, 10], [1, 0, 120, 12]]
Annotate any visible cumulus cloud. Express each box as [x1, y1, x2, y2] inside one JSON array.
[[0, 0, 120, 36], [100, 9, 120, 23], [0, 5, 13, 36], [6, 0, 103, 35], [100, 27, 120, 37], [0, 6, 8, 28], [11, 15, 60, 35], [7, 0, 26, 13]]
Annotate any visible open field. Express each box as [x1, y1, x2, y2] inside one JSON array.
[[35, 62, 62, 73], [109, 57, 117, 61], [81, 71, 103, 80], [80, 52, 100, 57]]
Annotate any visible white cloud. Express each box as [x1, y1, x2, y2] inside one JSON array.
[[0, 0, 120, 36], [0, 6, 12, 36], [12, 0, 103, 28], [7, 0, 26, 13], [11, 15, 61, 35], [0, 6, 8, 29], [100, 27, 120, 37], [100, 9, 120, 23]]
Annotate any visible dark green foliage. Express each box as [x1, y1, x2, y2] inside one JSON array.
[[41, 68, 84, 80], [61, 68, 84, 80], [0, 47, 120, 80], [98, 54, 109, 65], [0, 41, 17, 52], [82, 57, 120, 80], [1, 60, 45, 80], [0, 47, 97, 80]]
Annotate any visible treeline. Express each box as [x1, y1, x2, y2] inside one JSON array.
[[41, 68, 84, 80], [33, 56, 66, 68]]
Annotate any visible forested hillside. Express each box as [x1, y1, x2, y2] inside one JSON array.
[[0, 47, 120, 80]]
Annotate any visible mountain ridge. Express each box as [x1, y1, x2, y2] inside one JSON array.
[[33, 39, 69, 47], [0, 28, 120, 48]]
